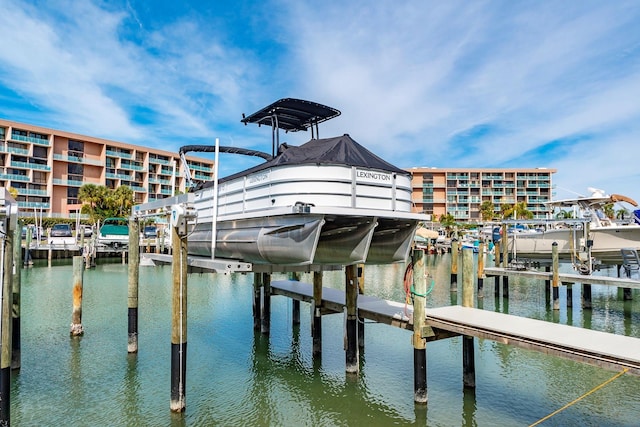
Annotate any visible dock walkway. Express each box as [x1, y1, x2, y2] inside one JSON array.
[[271, 279, 640, 375], [484, 267, 640, 289]]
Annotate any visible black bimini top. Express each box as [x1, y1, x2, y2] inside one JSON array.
[[241, 98, 341, 132]]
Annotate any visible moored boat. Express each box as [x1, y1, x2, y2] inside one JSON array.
[[506, 189, 640, 266], [170, 98, 428, 266]]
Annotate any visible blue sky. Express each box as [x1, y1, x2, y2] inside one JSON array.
[[2, 0, 640, 208]]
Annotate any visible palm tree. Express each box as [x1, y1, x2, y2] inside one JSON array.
[[603, 202, 615, 219], [502, 202, 533, 220], [439, 213, 456, 237], [616, 208, 629, 220], [500, 203, 513, 219], [556, 209, 574, 219], [480, 201, 495, 221], [79, 184, 109, 223], [109, 186, 134, 218]]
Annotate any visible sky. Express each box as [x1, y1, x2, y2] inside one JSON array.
[[1, 0, 640, 209]]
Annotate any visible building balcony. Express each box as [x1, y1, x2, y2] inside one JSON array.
[[106, 149, 132, 159], [16, 188, 48, 196], [53, 178, 84, 187], [0, 173, 30, 182], [0, 146, 29, 155], [10, 161, 51, 171], [10, 134, 50, 146], [18, 201, 51, 209]]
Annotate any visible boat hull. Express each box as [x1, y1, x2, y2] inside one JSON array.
[[507, 226, 640, 264]]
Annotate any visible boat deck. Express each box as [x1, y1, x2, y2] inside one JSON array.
[[271, 279, 640, 375]]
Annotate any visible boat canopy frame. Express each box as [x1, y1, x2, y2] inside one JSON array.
[[241, 98, 341, 157]]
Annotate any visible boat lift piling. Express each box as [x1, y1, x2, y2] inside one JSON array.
[[357, 264, 365, 348], [70, 256, 84, 337], [477, 240, 485, 297], [345, 264, 359, 374], [128, 218, 140, 353], [450, 239, 458, 292], [312, 271, 323, 357], [170, 218, 188, 413], [552, 243, 560, 310], [412, 249, 427, 404], [253, 273, 262, 331], [493, 241, 501, 297], [0, 189, 17, 426], [462, 248, 476, 389], [261, 273, 272, 336], [501, 224, 509, 298], [290, 272, 301, 326], [12, 218, 21, 370]]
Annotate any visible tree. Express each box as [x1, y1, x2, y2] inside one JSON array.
[[616, 208, 629, 220], [78, 184, 134, 222], [502, 202, 533, 220], [556, 209, 574, 219], [603, 203, 615, 219], [480, 201, 495, 221], [79, 184, 107, 223], [439, 213, 456, 237], [108, 186, 134, 217], [500, 203, 513, 219]]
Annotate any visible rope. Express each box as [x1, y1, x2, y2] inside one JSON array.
[[403, 261, 435, 318], [528, 368, 628, 427]]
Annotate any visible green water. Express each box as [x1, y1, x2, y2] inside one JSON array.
[[9, 255, 640, 426]]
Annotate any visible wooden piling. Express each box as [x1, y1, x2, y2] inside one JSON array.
[[290, 272, 300, 326], [128, 219, 140, 353], [357, 264, 365, 349], [345, 264, 358, 374], [12, 219, 21, 370], [261, 273, 271, 336], [493, 241, 500, 297], [170, 226, 188, 412], [70, 256, 84, 336], [312, 271, 323, 357], [450, 239, 458, 292], [501, 223, 509, 297], [582, 283, 592, 309], [0, 224, 13, 424], [545, 265, 551, 305], [462, 248, 476, 388], [252, 273, 262, 331], [412, 249, 427, 404], [552, 242, 560, 311], [24, 225, 32, 267], [477, 240, 485, 297]]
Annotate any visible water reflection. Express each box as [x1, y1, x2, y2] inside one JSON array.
[[462, 387, 477, 427]]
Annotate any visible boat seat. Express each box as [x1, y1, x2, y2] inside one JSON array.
[[620, 248, 640, 278]]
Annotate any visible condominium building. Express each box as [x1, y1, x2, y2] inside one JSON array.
[[0, 119, 215, 218], [408, 167, 556, 222]]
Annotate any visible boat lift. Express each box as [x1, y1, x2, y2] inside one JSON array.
[[502, 218, 596, 274]]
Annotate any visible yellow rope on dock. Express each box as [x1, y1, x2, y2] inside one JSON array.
[[529, 368, 628, 427]]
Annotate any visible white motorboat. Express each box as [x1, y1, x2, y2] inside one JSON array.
[[176, 98, 427, 266], [506, 189, 640, 266]]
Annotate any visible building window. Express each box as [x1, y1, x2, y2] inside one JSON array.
[[67, 187, 79, 205]]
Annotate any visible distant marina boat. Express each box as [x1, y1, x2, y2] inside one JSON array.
[[152, 98, 428, 266], [506, 188, 640, 267]]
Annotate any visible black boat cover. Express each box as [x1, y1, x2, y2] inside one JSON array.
[[197, 134, 409, 190], [241, 98, 341, 132]]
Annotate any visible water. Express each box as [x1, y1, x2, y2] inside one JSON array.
[[10, 255, 640, 426]]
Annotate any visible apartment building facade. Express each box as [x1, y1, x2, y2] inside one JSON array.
[[409, 167, 556, 222], [0, 119, 215, 218]]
